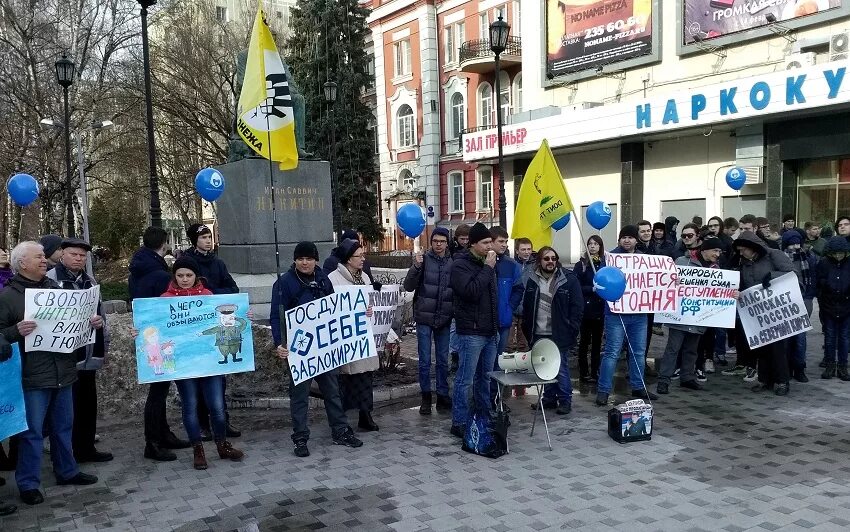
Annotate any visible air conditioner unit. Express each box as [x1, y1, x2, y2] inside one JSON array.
[[830, 31, 849, 61], [739, 165, 764, 185], [784, 52, 816, 70]]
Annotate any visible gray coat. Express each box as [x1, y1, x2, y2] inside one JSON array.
[[403, 251, 453, 329], [735, 231, 802, 290]]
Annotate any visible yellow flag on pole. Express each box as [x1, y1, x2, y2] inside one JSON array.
[[237, 8, 299, 170], [510, 139, 574, 249]]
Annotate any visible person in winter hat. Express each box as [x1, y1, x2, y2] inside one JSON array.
[[39, 234, 63, 269], [816, 237, 850, 380], [781, 229, 818, 382]]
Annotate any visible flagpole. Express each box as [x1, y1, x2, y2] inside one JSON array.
[[265, 115, 282, 279]]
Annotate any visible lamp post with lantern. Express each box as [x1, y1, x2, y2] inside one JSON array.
[[489, 14, 510, 229], [55, 53, 76, 236]]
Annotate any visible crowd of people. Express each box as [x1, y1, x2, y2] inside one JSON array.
[[1, 212, 848, 516]]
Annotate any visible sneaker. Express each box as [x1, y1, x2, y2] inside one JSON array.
[[743, 367, 758, 382], [726, 347, 737, 354], [722, 365, 747, 376], [705, 360, 715, 374], [671, 368, 681, 380], [332, 428, 363, 448], [293, 440, 309, 458], [696, 369, 707, 382], [680, 379, 703, 391], [714, 354, 728, 366]]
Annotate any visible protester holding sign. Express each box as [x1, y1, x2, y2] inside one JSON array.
[[781, 230, 818, 383], [0, 241, 102, 505], [734, 231, 801, 396], [0, 337, 21, 516], [45, 238, 112, 464], [270, 241, 363, 458], [815, 237, 850, 380], [328, 239, 380, 432]]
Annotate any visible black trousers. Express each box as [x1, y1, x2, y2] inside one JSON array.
[[143, 381, 173, 443], [734, 320, 758, 368], [196, 376, 230, 430], [645, 313, 655, 356], [578, 317, 603, 378], [72, 370, 98, 455], [757, 339, 790, 386], [695, 328, 715, 370]]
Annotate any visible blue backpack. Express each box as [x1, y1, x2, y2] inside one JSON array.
[[462, 411, 509, 459]]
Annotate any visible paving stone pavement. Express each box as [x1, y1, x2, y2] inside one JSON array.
[[3, 323, 850, 531]]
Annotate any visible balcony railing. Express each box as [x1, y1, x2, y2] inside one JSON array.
[[459, 36, 521, 64]]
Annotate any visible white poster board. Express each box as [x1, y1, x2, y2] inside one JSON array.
[[606, 253, 679, 314], [24, 286, 100, 353], [738, 272, 811, 348], [655, 266, 740, 328]]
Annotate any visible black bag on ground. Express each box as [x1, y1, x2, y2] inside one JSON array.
[[462, 410, 509, 458]]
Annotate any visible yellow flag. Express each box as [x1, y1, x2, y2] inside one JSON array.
[[237, 8, 298, 170], [511, 139, 574, 249]]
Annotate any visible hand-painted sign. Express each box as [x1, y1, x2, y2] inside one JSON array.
[[0, 344, 27, 441], [738, 272, 812, 348], [24, 286, 100, 353], [606, 253, 679, 314], [655, 266, 739, 327]]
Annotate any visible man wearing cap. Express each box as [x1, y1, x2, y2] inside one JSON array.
[[200, 304, 249, 364], [449, 222, 499, 438], [596, 225, 657, 406], [270, 241, 363, 458], [39, 234, 63, 270], [45, 238, 112, 463], [403, 227, 454, 415]]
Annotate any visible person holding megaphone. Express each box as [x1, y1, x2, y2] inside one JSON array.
[[519, 247, 584, 415]]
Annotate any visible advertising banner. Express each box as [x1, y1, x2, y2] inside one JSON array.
[[655, 266, 740, 328], [0, 344, 27, 441], [133, 294, 255, 384], [683, 0, 841, 44], [546, 0, 654, 76], [24, 286, 100, 353], [738, 272, 812, 348], [606, 253, 679, 314]]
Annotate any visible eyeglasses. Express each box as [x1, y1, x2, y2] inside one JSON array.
[[432, 239, 448, 244], [682, 233, 696, 238], [541, 256, 558, 262]]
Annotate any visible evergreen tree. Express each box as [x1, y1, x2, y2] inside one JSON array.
[[285, 0, 383, 242]]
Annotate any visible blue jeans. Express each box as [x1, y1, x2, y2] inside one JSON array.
[[490, 326, 512, 399], [790, 333, 807, 369], [16, 386, 79, 491], [417, 324, 451, 396], [597, 313, 648, 394], [176, 376, 226, 443], [714, 328, 727, 357], [452, 334, 498, 426], [536, 337, 573, 405], [822, 315, 850, 365]]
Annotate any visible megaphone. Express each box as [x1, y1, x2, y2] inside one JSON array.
[[498, 338, 560, 381]]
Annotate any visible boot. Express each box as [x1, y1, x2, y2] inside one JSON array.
[[161, 431, 191, 449], [793, 368, 809, 383], [215, 440, 244, 461], [419, 392, 432, 415], [192, 443, 207, 470], [144, 441, 176, 462], [435, 394, 452, 412], [822, 363, 836, 379], [358, 410, 379, 431], [838, 364, 850, 382]]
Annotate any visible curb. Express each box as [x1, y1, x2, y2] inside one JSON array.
[[228, 382, 421, 410]]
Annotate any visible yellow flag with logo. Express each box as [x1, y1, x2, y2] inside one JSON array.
[[511, 139, 573, 249], [237, 8, 298, 170]]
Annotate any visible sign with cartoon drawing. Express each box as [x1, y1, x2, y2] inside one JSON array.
[[132, 294, 255, 384]]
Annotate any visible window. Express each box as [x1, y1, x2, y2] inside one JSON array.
[[477, 83, 493, 127], [399, 169, 417, 192], [215, 6, 228, 22], [368, 120, 378, 154], [394, 39, 411, 77], [365, 56, 376, 89], [498, 71, 510, 124], [445, 22, 465, 64], [396, 104, 415, 148], [512, 0, 521, 30], [512, 74, 523, 115], [477, 168, 493, 211], [479, 12, 489, 40], [449, 172, 464, 213], [450, 92, 465, 139]]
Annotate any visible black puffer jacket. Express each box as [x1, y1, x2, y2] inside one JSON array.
[[735, 231, 801, 290], [184, 247, 239, 294], [128, 247, 171, 301], [403, 251, 453, 329], [0, 274, 76, 390], [450, 251, 497, 337], [816, 237, 850, 319]]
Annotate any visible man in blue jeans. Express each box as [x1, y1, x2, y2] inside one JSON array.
[[489, 226, 524, 402], [596, 225, 658, 406], [449, 223, 499, 437], [0, 241, 101, 505], [403, 228, 454, 415]]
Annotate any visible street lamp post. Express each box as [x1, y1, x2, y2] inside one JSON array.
[[489, 14, 510, 229], [324, 80, 342, 238], [138, 0, 162, 228], [55, 53, 76, 237]]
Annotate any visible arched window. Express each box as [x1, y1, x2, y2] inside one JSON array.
[[512, 73, 523, 116], [450, 92, 465, 138], [396, 104, 415, 148], [398, 169, 417, 192], [477, 83, 493, 127]]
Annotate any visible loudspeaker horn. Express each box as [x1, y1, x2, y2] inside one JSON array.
[[498, 338, 560, 381]]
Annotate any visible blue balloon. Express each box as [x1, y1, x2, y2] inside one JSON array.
[[586, 201, 612, 230], [551, 213, 571, 230], [7, 173, 39, 207], [593, 266, 627, 302], [195, 168, 225, 201], [725, 166, 747, 191], [397, 203, 426, 238]]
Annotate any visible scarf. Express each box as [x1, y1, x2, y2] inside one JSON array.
[[785, 249, 812, 288]]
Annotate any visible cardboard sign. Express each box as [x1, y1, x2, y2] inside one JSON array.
[[0, 344, 27, 440], [284, 287, 378, 386], [738, 272, 812, 348], [366, 285, 400, 351], [133, 294, 255, 384], [24, 286, 100, 353], [606, 253, 679, 314], [655, 266, 739, 328]]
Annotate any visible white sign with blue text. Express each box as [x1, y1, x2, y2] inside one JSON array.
[[284, 287, 377, 386], [655, 266, 739, 328]]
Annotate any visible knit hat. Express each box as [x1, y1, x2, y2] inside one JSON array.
[[781, 230, 802, 248], [468, 222, 491, 245], [825, 236, 850, 253], [186, 223, 212, 247], [618, 225, 639, 240], [40, 234, 63, 258], [337, 238, 361, 263], [431, 227, 450, 241], [339, 229, 358, 244], [652, 222, 666, 232], [293, 241, 319, 261], [61, 237, 92, 252], [172, 257, 201, 277], [700, 236, 722, 251]]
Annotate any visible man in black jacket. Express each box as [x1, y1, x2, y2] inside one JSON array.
[[128, 226, 191, 461], [0, 241, 102, 505], [46, 238, 112, 464], [403, 227, 454, 415], [449, 223, 498, 438]]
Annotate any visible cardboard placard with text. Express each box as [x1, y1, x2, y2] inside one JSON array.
[[738, 272, 811, 349], [24, 286, 100, 353], [655, 266, 739, 328], [606, 253, 679, 314]]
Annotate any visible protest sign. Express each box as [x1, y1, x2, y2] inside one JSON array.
[[655, 266, 739, 328], [0, 344, 27, 441], [24, 286, 100, 353], [133, 293, 255, 384], [336, 285, 400, 351], [284, 287, 377, 386], [738, 272, 812, 349], [606, 253, 679, 314]]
